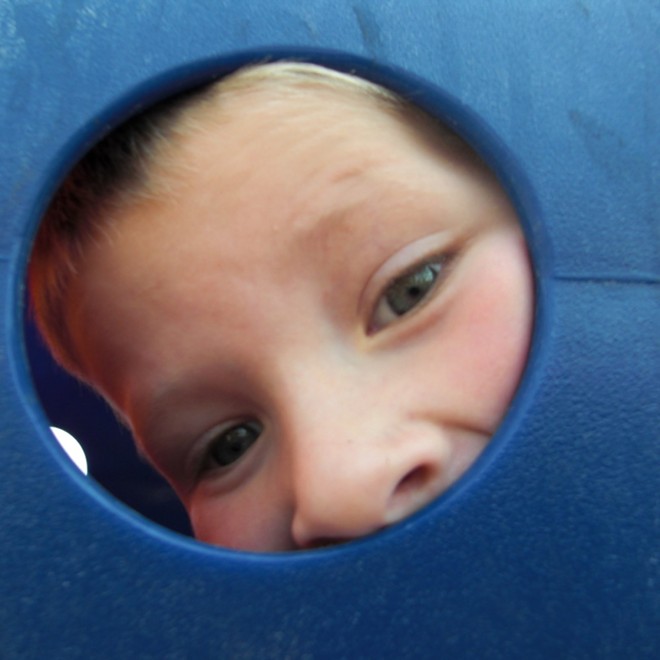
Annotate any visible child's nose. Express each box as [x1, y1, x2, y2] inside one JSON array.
[[288, 421, 449, 550]]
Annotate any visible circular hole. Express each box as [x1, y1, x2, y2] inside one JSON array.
[[25, 55, 535, 553]]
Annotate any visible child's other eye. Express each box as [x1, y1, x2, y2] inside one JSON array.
[[371, 255, 451, 331], [205, 421, 262, 469]]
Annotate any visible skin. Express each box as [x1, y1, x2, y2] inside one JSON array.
[[67, 89, 533, 552]]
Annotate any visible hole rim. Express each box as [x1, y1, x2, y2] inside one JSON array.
[[12, 45, 549, 559]]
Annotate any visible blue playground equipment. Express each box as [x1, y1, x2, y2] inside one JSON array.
[[1, 1, 658, 657]]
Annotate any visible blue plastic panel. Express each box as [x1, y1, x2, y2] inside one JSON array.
[[1, 1, 658, 658]]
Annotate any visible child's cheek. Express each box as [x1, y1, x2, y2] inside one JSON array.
[[467, 232, 532, 425], [188, 475, 294, 552], [430, 230, 533, 431]]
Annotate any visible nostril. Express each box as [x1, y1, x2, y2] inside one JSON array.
[[387, 463, 440, 522], [396, 464, 432, 496]]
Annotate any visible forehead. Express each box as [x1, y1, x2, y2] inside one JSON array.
[[148, 83, 445, 199], [135, 84, 483, 251]]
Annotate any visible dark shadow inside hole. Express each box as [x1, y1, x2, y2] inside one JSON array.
[[25, 312, 193, 536]]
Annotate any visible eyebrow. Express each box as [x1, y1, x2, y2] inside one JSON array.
[[129, 380, 198, 463], [292, 177, 436, 272], [134, 363, 244, 465], [140, 378, 197, 434], [284, 177, 377, 249]]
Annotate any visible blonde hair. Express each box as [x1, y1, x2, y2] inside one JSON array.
[[28, 61, 475, 377]]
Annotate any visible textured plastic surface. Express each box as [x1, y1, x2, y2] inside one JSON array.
[[1, 1, 658, 658]]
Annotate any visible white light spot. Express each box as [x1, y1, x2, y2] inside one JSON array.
[[51, 427, 88, 475]]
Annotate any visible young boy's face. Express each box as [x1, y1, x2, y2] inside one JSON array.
[[67, 89, 533, 552]]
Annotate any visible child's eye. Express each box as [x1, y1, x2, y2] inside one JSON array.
[[205, 421, 262, 469], [371, 255, 452, 331]]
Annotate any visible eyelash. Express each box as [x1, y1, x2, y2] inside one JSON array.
[[369, 252, 455, 333]]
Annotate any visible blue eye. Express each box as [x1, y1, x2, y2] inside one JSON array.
[[207, 422, 262, 468], [386, 262, 441, 314], [371, 254, 451, 330]]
